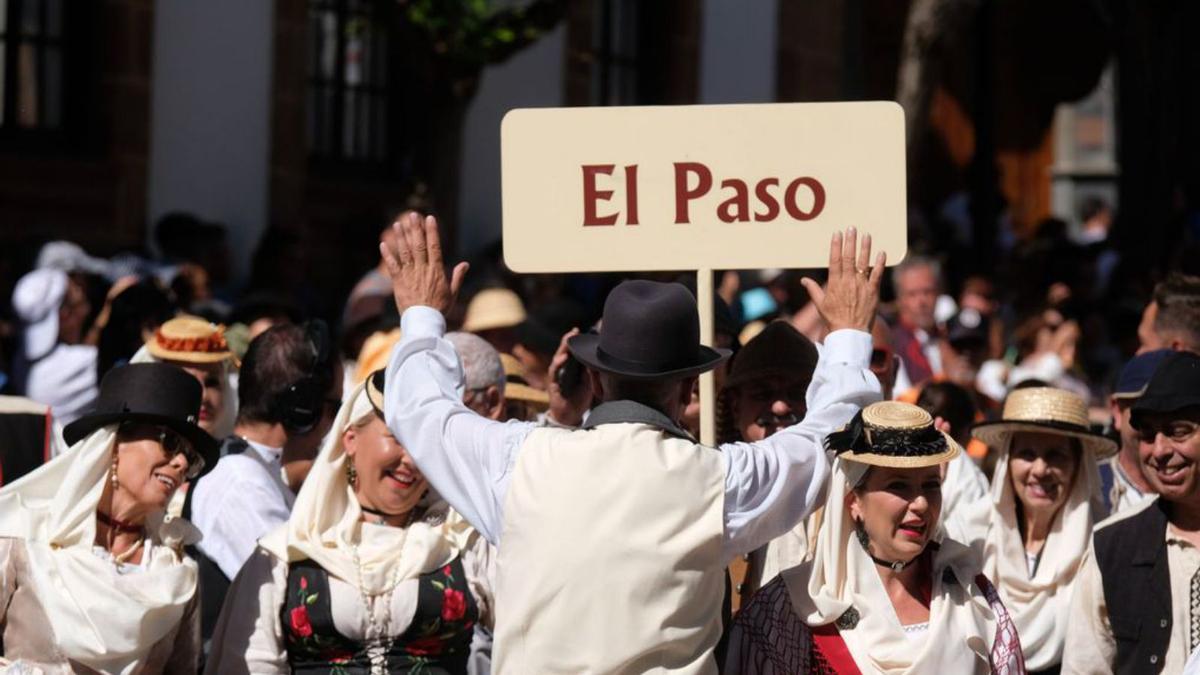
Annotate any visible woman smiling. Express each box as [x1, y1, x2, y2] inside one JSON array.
[[206, 369, 492, 674], [0, 363, 217, 673], [963, 386, 1117, 674], [725, 401, 1023, 674]]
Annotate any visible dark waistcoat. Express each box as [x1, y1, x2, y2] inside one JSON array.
[[1093, 499, 1173, 674]]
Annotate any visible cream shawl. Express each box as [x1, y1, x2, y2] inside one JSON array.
[[258, 381, 473, 595], [960, 438, 1101, 670], [0, 428, 199, 674], [785, 458, 1001, 674]]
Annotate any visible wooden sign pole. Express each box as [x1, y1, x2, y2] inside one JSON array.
[[697, 268, 716, 446]]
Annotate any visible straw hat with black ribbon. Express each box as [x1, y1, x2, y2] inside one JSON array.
[[971, 386, 1117, 457], [826, 401, 961, 469]]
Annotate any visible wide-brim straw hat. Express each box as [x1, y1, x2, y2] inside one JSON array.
[[830, 401, 961, 468], [146, 315, 236, 365], [971, 386, 1117, 457], [499, 353, 550, 409], [462, 288, 526, 333]]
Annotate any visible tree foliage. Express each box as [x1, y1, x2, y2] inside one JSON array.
[[399, 0, 568, 69]]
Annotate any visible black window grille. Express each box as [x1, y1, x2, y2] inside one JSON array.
[[307, 0, 392, 163], [0, 0, 65, 132]]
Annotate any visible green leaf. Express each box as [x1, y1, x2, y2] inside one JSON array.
[[306, 595, 318, 605], [431, 580, 445, 590]]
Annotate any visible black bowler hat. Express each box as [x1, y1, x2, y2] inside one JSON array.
[[63, 362, 219, 466], [1132, 351, 1200, 425], [567, 280, 731, 380]]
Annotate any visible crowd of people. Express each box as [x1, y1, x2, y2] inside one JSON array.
[[0, 207, 1197, 675]]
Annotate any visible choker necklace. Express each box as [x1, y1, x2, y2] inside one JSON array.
[[360, 504, 415, 527], [97, 511, 143, 534], [869, 553, 914, 573]]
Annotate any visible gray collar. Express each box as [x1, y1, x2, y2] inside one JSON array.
[[581, 400, 697, 443]]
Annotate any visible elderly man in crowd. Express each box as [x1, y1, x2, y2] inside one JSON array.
[[446, 331, 507, 421], [1098, 349, 1170, 515], [888, 255, 947, 393], [1064, 351, 1200, 674], [380, 212, 882, 673], [1139, 273, 1200, 354]]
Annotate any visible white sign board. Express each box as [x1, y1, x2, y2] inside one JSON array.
[[501, 101, 907, 273]]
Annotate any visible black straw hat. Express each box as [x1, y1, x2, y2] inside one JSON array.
[[63, 362, 219, 466], [567, 280, 731, 380]]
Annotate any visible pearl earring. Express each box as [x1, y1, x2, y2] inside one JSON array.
[[110, 454, 119, 491]]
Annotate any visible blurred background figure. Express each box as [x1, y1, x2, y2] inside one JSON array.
[[447, 331, 507, 421], [462, 288, 526, 355], [10, 269, 99, 425]]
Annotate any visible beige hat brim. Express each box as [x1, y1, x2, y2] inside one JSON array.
[[971, 420, 1117, 458], [840, 431, 962, 468], [505, 383, 550, 409]]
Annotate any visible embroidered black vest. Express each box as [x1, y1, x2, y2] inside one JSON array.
[[282, 555, 478, 674], [1093, 499, 1173, 674]]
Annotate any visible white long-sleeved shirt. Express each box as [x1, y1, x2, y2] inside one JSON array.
[[191, 439, 295, 579], [384, 306, 880, 562]]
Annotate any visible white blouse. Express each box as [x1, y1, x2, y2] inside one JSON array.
[[205, 535, 494, 675]]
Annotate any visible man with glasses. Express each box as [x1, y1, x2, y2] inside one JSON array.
[[189, 321, 342, 652], [1065, 351, 1200, 673]]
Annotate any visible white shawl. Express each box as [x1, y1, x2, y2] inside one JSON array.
[[786, 458, 1000, 674], [258, 381, 473, 595], [0, 428, 198, 674], [960, 439, 1101, 670]]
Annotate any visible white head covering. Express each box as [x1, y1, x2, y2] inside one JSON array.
[[259, 380, 473, 594], [0, 428, 199, 674], [961, 434, 1101, 670], [13, 268, 67, 361], [784, 458, 1001, 674], [130, 344, 237, 440]]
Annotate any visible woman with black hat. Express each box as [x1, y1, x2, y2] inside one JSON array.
[[0, 362, 217, 673], [957, 386, 1117, 674], [725, 401, 1023, 674], [205, 369, 492, 674]]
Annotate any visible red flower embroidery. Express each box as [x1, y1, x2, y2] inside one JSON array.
[[300, 576, 308, 590], [290, 605, 313, 638], [442, 565, 452, 576], [407, 636, 444, 656], [442, 587, 467, 622]]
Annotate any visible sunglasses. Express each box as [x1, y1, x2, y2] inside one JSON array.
[[118, 422, 204, 479]]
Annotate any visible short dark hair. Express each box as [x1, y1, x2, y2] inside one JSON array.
[[598, 373, 683, 414], [237, 324, 332, 425], [1154, 273, 1200, 350], [916, 382, 976, 446]]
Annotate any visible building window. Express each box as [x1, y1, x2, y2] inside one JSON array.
[[1, 0, 65, 131], [565, 0, 696, 107], [307, 0, 392, 162], [591, 0, 640, 105]]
